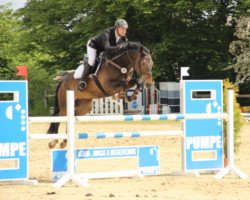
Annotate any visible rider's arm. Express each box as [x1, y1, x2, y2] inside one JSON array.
[[102, 32, 121, 54]]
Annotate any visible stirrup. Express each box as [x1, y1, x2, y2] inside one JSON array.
[[78, 81, 87, 92]]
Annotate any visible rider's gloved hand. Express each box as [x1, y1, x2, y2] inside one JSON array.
[[119, 43, 128, 50]]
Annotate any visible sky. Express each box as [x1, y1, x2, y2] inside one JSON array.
[[0, 0, 27, 10]]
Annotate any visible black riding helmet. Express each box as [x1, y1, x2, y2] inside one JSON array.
[[115, 19, 128, 29]]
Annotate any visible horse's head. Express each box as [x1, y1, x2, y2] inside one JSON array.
[[126, 42, 154, 88]]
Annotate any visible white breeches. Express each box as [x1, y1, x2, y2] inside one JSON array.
[[87, 40, 97, 66], [73, 64, 84, 79], [74, 40, 97, 79]]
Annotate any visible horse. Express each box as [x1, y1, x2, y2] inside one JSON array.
[[47, 42, 154, 148]]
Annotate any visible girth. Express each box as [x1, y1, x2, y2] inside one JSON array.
[[91, 74, 110, 97]]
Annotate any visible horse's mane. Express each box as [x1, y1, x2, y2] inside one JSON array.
[[128, 41, 150, 54], [112, 41, 150, 58]]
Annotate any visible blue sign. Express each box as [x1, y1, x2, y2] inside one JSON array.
[[182, 80, 223, 171], [131, 101, 138, 109], [0, 81, 28, 180], [138, 146, 160, 175], [52, 146, 159, 180]]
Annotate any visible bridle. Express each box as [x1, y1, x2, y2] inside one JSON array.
[[105, 50, 134, 75], [91, 44, 153, 97], [105, 46, 152, 79]]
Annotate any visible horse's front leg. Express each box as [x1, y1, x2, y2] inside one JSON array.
[[112, 90, 127, 101], [113, 82, 141, 103], [126, 83, 141, 102], [127, 78, 138, 88]]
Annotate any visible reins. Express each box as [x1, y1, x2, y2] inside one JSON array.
[[92, 44, 151, 98]]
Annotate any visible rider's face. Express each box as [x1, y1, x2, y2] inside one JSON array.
[[117, 27, 127, 37]]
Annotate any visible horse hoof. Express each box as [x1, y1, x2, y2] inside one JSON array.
[[48, 140, 58, 149], [60, 141, 67, 149], [48, 143, 55, 149]]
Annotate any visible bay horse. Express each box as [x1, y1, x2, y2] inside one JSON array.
[[47, 42, 154, 148]]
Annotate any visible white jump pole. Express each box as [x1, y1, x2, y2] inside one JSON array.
[[53, 90, 88, 188], [214, 89, 248, 179]]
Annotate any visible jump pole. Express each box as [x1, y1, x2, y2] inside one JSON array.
[[214, 89, 248, 179], [51, 89, 247, 188], [53, 90, 88, 188]]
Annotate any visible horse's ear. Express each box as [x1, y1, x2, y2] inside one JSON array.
[[140, 45, 151, 56], [150, 47, 157, 56], [140, 46, 144, 52], [140, 46, 146, 56]]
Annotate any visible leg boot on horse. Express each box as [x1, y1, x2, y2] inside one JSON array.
[[78, 63, 91, 92]]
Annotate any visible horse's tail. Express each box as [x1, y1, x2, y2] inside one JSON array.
[[52, 82, 62, 116], [47, 82, 62, 134]]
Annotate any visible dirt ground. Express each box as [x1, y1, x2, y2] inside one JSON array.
[[1, 121, 250, 200]]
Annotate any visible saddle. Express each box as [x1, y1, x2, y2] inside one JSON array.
[[73, 53, 104, 80], [83, 53, 104, 75]]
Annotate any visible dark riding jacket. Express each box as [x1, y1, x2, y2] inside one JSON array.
[[89, 27, 128, 56]]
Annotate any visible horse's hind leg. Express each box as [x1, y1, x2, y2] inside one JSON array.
[[59, 99, 93, 149], [47, 106, 66, 148], [46, 81, 64, 148], [47, 122, 60, 149]]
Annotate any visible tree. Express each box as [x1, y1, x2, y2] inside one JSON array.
[[2, 0, 249, 115], [0, 6, 18, 79], [18, 0, 249, 82], [0, 5, 54, 115], [147, 0, 239, 81], [18, 0, 107, 71], [228, 16, 250, 92]]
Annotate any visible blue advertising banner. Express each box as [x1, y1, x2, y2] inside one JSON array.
[[52, 146, 159, 180]]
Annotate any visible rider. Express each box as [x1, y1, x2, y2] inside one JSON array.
[[78, 19, 129, 92]]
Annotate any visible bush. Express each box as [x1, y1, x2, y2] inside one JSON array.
[[223, 79, 243, 155], [28, 66, 55, 116]]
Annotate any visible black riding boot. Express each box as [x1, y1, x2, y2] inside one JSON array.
[[78, 63, 91, 92]]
